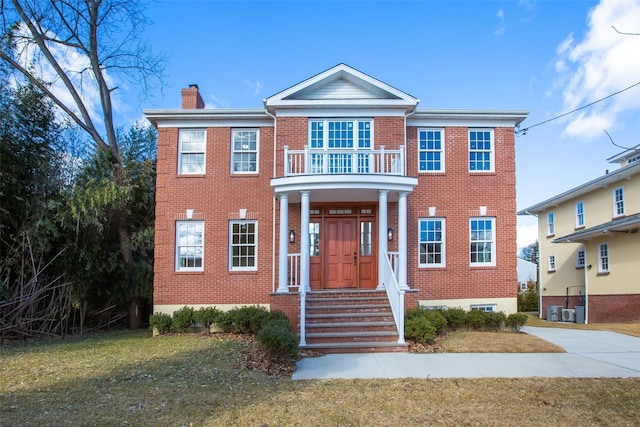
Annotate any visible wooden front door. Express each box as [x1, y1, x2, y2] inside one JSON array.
[[325, 217, 357, 288]]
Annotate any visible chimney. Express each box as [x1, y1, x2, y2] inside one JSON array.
[[181, 84, 205, 109]]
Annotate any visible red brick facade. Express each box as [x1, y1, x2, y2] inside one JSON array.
[[148, 65, 527, 318], [543, 295, 640, 323]]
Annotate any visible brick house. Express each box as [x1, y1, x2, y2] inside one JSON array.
[[518, 148, 640, 323], [145, 64, 529, 351]]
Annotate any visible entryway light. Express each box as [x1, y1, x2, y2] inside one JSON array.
[[387, 227, 393, 241], [289, 229, 296, 243]]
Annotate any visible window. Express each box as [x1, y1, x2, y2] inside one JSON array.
[[469, 129, 494, 172], [575, 201, 584, 228], [419, 218, 445, 267], [231, 129, 258, 173], [308, 119, 373, 174], [548, 255, 556, 272], [547, 212, 555, 236], [309, 222, 320, 257], [613, 187, 624, 217], [520, 282, 528, 292], [360, 221, 373, 256], [176, 221, 203, 271], [576, 249, 585, 268], [418, 129, 444, 172], [471, 304, 496, 312], [470, 218, 495, 266], [598, 243, 609, 273], [230, 220, 257, 271], [179, 130, 206, 174]]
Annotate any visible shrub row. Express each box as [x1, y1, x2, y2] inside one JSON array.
[[404, 307, 528, 344], [149, 306, 299, 361]]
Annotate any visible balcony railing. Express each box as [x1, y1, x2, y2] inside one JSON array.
[[284, 145, 405, 177]]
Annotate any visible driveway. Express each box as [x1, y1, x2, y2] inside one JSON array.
[[292, 327, 640, 380]]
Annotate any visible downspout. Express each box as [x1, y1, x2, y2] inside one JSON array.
[[583, 247, 589, 324], [524, 209, 542, 319], [264, 102, 277, 293], [403, 101, 419, 175]]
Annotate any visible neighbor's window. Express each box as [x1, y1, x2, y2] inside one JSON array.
[[576, 249, 585, 268], [179, 129, 206, 174], [176, 221, 204, 271], [418, 129, 444, 172], [470, 304, 496, 312], [230, 220, 257, 271], [548, 255, 556, 272], [469, 129, 494, 172], [470, 218, 495, 266], [419, 218, 445, 267], [613, 187, 624, 217], [547, 212, 555, 236], [231, 129, 258, 173], [598, 243, 609, 273], [575, 201, 584, 228]]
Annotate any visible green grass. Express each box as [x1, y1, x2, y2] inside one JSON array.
[[1, 330, 639, 426]]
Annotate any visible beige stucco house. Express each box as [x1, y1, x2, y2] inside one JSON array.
[[518, 146, 640, 323]]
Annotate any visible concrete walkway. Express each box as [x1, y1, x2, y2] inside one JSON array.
[[292, 326, 640, 380]]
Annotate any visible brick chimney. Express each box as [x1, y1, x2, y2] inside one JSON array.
[[181, 84, 205, 109]]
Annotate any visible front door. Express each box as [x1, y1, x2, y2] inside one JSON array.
[[308, 207, 378, 290], [326, 217, 357, 288]]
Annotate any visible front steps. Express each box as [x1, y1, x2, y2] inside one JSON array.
[[301, 290, 407, 353]]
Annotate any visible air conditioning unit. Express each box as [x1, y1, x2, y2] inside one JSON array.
[[562, 309, 576, 322]]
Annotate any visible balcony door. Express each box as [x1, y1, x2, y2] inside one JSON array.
[[309, 207, 377, 290]]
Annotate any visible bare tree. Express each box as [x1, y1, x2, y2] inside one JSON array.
[[0, 0, 165, 327]]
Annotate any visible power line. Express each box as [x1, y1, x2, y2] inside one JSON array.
[[515, 81, 640, 136]]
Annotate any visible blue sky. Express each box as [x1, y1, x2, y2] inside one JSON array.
[[132, 0, 640, 249]]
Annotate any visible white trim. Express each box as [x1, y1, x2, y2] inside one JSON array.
[[575, 201, 585, 228], [547, 255, 556, 272], [597, 242, 609, 273], [229, 220, 258, 272], [275, 108, 407, 118], [178, 129, 206, 175], [417, 128, 445, 173], [175, 220, 204, 272], [576, 248, 585, 268], [547, 212, 555, 236], [468, 128, 495, 173], [470, 217, 496, 267], [612, 186, 625, 218]]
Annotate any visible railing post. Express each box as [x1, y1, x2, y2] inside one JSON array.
[[379, 145, 385, 174], [397, 291, 405, 344], [400, 145, 406, 175], [283, 145, 289, 176], [303, 145, 309, 175]]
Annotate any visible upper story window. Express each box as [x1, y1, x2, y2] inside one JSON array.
[[418, 129, 444, 172], [469, 129, 494, 172], [470, 217, 495, 266], [231, 129, 258, 173], [176, 221, 204, 271], [229, 220, 257, 271], [546, 212, 555, 236], [575, 201, 585, 228], [613, 187, 624, 217], [179, 130, 206, 174], [309, 119, 372, 149], [419, 218, 446, 268], [598, 243, 609, 273]]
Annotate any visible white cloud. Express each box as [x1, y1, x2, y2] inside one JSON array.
[[243, 80, 263, 97], [494, 9, 506, 36], [205, 94, 230, 109], [554, 0, 640, 139], [517, 223, 538, 250]]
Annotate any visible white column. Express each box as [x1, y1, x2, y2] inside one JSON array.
[[398, 192, 409, 290], [378, 190, 388, 290], [300, 191, 311, 292], [277, 193, 289, 293]]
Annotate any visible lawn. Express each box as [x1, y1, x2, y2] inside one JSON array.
[[1, 330, 639, 426]]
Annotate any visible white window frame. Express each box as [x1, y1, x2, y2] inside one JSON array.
[[178, 129, 206, 174], [418, 218, 446, 268], [418, 128, 444, 173], [598, 243, 609, 273], [613, 187, 624, 217], [575, 201, 584, 228], [548, 255, 556, 272], [470, 304, 496, 312], [470, 217, 496, 267], [576, 248, 585, 269], [231, 129, 259, 174], [547, 212, 555, 236], [468, 129, 494, 173], [229, 220, 258, 271], [176, 220, 204, 272]]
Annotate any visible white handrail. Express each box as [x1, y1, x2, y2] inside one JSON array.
[[285, 146, 406, 176], [381, 251, 405, 344]]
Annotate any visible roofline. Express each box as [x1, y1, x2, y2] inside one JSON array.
[[553, 213, 640, 243], [607, 143, 640, 163], [517, 161, 640, 215], [143, 108, 268, 127], [411, 109, 529, 125]]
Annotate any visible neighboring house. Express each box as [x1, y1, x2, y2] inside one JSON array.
[[518, 147, 640, 323], [145, 64, 528, 350], [517, 258, 537, 292]]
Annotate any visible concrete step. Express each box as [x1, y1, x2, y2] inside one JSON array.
[[301, 341, 408, 354]]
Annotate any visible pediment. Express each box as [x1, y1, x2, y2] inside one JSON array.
[[264, 64, 419, 111]]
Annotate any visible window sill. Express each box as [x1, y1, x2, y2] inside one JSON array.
[[469, 171, 496, 176], [229, 270, 259, 275], [546, 234, 555, 238], [418, 171, 446, 175], [177, 174, 205, 178], [469, 265, 497, 269], [548, 270, 556, 273], [575, 226, 585, 231], [418, 266, 447, 270], [596, 271, 610, 276], [175, 270, 204, 275], [230, 173, 259, 178]]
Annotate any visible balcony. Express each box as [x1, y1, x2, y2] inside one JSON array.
[[284, 145, 406, 177]]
